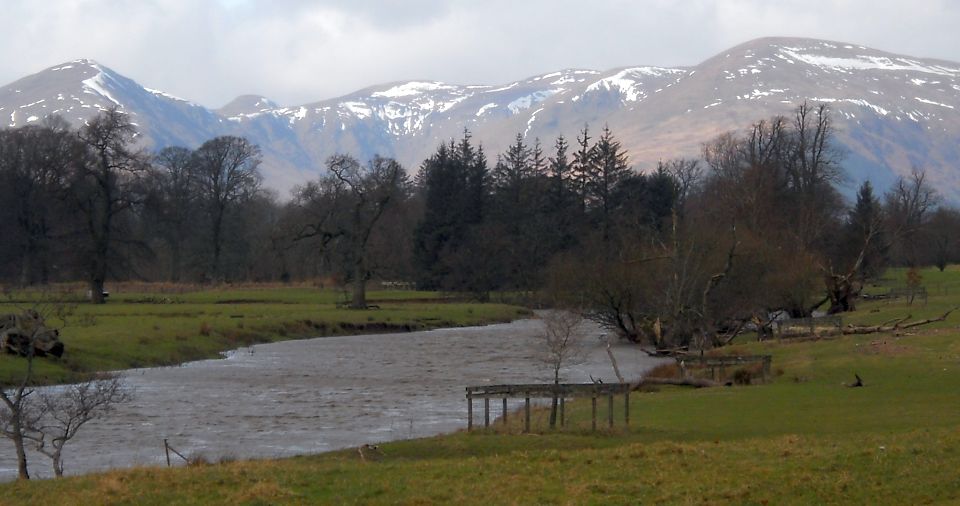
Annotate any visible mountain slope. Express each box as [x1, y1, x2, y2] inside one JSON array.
[[1, 38, 958, 200]]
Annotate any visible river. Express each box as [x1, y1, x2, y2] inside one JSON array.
[[1, 316, 667, 480]]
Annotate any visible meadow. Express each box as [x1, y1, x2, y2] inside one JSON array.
[[3, 268, 960, 504], [0, 284, 529, 384]]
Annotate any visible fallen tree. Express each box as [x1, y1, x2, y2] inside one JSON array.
[[635, 377, 723, 388], [841, 307, 957, 335]]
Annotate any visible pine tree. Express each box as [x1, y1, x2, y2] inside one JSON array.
[[846, 180, 885, 280], [584, 125, 631, 241]]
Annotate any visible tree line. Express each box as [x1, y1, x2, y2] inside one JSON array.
[[1, 106, 958, 332]]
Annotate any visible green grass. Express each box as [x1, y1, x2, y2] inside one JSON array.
[[0, 285, 529, 384], [4, 268, 960, 504]]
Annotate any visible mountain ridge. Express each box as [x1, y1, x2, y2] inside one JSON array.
[[2, 36, 958, 200]]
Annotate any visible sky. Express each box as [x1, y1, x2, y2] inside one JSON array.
[[2, 0, 959, 108]]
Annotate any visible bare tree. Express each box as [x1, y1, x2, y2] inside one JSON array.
[[0, 330, 39, 480], [539, 311, 587, 428], [73, 108, 149, 303], [29, 375, 131, 477], [192, 136, 262, 281], [294, 154, 407, 308], [885, 168, 940, 266], [0, 302, 67, 480]]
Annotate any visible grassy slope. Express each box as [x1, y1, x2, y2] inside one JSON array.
[[0, 286, 529, 384], [4, 268, 960, 504]]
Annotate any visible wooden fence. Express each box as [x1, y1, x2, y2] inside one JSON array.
[[774, 316, 843, 338], [680, 354, 772, 382], [465, 383, 632, 432]]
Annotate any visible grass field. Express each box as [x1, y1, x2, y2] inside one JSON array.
[[0, 284, 530, 384], [3, 268, 960, 504]]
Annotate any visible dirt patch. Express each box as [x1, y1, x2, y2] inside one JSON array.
[[861, 338, 914, 357]]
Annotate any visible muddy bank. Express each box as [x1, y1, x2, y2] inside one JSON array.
[[1, 317, 667, 480]]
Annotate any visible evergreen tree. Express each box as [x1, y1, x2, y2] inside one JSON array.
[[847, 180, 885, 280], [584, 125, 632, 241], [413, 131, 489, 290]]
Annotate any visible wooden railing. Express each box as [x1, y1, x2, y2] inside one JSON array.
[[465, 383, 632, 432]]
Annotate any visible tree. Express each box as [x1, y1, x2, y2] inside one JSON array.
[[0, 120, 78, 286], [922, 207, 960, 271], [30, 375, 131, 477], [191, 136, 262, 281], [294, 155, 407, 308], [0, 322, 40, 480], [539, 311, 586, 429], [884, 168, 940, 266], [73, 108, 149, 303], [583, 125, 631, 242], [413, 131, 488, 291], [145, 146, 198, 282], [0, 302, 68, 480]]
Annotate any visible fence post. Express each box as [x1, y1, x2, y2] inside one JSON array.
[[467, 392, 473, 431], [591, 396, 597, 431], [502, 397, 508, 426], [608, 394, 614, 429], [164, 438, 171, 467], [524, 397, 531, 433], [624, 391, 630, 427], [560, 397, 565, 427], [484, 397, 490, 428]]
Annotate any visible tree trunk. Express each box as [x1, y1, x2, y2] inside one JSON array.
[[12, 416, 29, 480], [89, 278, 105, 304], [549, 369, 559, 429], [350, 258, 367, 309], [53, 448, 63, 478]]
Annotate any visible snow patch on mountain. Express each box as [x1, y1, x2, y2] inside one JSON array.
[[508, 90, 560, 113], [780, 47, 960, 76], [81, 72, 121, 107]]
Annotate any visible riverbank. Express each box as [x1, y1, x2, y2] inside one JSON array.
[[5, 268, 960, 503], [0, 285, 530, 384]]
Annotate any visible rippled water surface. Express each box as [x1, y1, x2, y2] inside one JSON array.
[[1, 317, 666, 480]]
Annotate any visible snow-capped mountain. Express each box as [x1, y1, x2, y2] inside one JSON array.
[[2, 37, 959, 200]]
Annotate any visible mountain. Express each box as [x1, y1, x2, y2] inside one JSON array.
[[2, 37, 959, 200]]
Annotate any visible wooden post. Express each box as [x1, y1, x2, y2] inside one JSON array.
[[502, 397, 508, 426], [591, 396, 597, 431], [624, 391, 630, 427], [524, 397, 531, 433], [484, 397, 490, 428], [164, 438, 171, 467], [560, 397, 565, 427], [467, 392, 473, 431], [608, 394, 614, 429]]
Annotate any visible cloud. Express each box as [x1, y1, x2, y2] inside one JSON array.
[[1, 0, 958, 107]]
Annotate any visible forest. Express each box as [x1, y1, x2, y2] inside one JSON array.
[[1, 104, 958, 349]]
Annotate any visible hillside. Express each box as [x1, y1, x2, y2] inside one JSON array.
[[2, 37, 958, 199]]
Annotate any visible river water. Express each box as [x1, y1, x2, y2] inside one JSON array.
[[1, 317, 667, 480]]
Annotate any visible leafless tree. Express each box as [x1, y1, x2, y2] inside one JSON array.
[[293, 154, 407, 308], [0, 300, 69, 480], [539, 311, 587, 428], [191, 136, 262, 281], [28, 375, 131, 477], [0, 336, 39, 480], [73, 108, 150, 303], [885, 167, 941, 266]]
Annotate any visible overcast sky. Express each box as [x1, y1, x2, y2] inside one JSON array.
[[3, 0, 959, 108]]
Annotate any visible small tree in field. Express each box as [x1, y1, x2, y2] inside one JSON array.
[[31, 375, 131, 477], [539, 311, 587, 429]]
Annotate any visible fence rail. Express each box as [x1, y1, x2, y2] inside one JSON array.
[[679, 354, 773, 382], [465, 383, 632, 432], [775, 316, 843, 338]]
